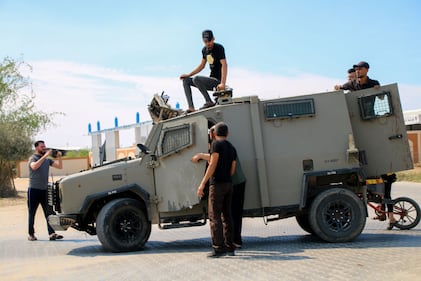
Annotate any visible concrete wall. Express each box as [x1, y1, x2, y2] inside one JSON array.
[[17, 157, 90, 178]]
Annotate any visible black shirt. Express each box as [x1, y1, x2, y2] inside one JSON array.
[[210, 139, 237, 185], [349, 76, 380, 91], [202, 43, 226, 81], [340, 81, 354, 91]]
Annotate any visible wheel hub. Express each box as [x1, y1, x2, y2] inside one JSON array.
[[120, 220, 132, 232]]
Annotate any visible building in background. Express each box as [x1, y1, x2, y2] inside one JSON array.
[[404, 109, 421, 164]]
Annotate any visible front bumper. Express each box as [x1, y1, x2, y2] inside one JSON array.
[[47, 214, 77, 231]]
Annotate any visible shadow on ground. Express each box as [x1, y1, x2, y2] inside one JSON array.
[[67, 230, 421, 259]]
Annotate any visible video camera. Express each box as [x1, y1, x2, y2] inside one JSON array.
[[48, 148, 67, 158]]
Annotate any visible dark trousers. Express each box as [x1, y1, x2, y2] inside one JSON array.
[[382, 180, 394, 212], [182, 76, 219, 108], [232, 181, 246, 245], [381, 174, 396, 212], [28, 188, 55, 235], [208, 182, 234, 251]]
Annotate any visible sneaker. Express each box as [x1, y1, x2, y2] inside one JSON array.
[[28, 234, 37, 241], [200, 101, 215, 110], [186, 108, 195, 113], [233, 243, 242, 249], [207, 250, 225, 258], [49, 233, 64, 240], [225, 249, 235, 256]]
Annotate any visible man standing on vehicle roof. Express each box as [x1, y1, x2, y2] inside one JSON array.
[[351, 61, 380, 91], [334, 68, 357, 91], [348, 61, 380, 117], [180, 30, 228, 113]]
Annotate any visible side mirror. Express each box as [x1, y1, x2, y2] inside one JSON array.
[[137, 143, 150, 154]]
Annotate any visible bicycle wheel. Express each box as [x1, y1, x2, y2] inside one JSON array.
[[393, 197, 421, 230]]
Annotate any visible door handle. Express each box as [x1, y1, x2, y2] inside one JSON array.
[[388, 134, 403, 140]]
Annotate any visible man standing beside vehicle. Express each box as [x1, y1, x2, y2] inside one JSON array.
[[27, 140, 64, 241], [180, 30, 228, 113], [197, 122, 237, 258], [192, 125, 246, 249]]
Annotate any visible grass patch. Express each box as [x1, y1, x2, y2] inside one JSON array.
[[397, 165, 421, 183]]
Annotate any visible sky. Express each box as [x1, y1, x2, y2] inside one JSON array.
[[1, 0, 420, 148]]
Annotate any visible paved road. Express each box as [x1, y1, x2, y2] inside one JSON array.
[[1, 181, 420, 281]]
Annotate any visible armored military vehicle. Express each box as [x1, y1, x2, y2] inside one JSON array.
[[48, 83, 413, 252]]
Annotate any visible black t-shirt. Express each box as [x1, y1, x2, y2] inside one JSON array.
[[202, 43, 226, 81], [341, 81, 354, 91], [210, 139, 237, 185], [349, 77, 380, 91]]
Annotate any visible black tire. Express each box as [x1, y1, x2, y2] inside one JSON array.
[[295, 213, 314, 234], [96, 198, 151, 252], [309, 188, 366, 243], [393, 197, 421, 230]]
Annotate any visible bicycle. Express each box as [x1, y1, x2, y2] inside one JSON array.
[[366, 179, 421, 230]]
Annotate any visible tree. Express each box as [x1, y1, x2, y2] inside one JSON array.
[[0, 57, 55, 197]]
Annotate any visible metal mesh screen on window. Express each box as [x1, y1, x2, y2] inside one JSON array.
[[265, 99, 315, 120], [161, 125, 191, 155], [359, 92, 392, 120]]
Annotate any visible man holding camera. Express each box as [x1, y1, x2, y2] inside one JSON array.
[[27, 140, 63, 241]]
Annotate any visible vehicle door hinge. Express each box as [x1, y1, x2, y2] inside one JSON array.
[[147, 155, 160, 168], [150, 195, 161, 204]]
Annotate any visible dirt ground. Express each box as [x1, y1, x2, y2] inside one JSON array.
[[0, 178, 29, 207]]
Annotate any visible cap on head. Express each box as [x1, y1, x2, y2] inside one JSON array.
[[347, 68, 356, 74], [202, 30, 214, 41], [353, 61, 370, 69]]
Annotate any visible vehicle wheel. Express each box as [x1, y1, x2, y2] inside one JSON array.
[[295, 213, 314, 234], [393, 197, 421, 230], [97, 198, 151, 252], [309, 188, 366, 242]]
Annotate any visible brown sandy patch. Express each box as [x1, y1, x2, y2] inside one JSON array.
[[0, 178, 28, 207]]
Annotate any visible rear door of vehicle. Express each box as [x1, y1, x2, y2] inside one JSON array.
[[345, 83, 413, 176]]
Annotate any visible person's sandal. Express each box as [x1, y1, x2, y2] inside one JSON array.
[[387, 222, 396, 230], [28, 234, 37, 241], [49, 233, 64, 240], [200, 101, 215, 110], [373, 214, 387, 221]]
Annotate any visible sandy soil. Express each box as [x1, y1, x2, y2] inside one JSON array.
[[0, 178, 29, 207]]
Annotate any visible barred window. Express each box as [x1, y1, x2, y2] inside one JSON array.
[[264, 99, 315, 120], [160, 124, 193, 157], [358, 92, 393, 120]]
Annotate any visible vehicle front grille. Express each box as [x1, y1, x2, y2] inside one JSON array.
[[47, 181, 61, 213]]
